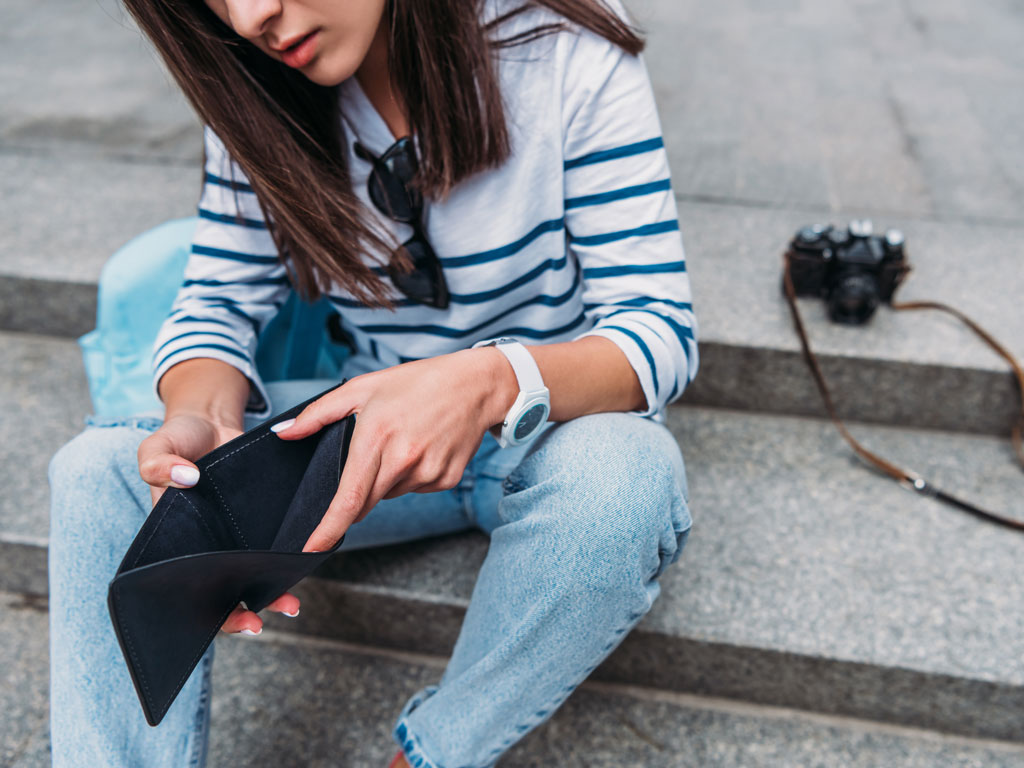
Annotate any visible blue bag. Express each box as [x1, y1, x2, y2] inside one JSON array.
[[78, 216, 350, 420]]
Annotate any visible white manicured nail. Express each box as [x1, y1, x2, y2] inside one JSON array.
[[270, 418, 295, 433], [170, 465, 200, 487], [239, 627, 261, 636], [283, 609, 300, 618]]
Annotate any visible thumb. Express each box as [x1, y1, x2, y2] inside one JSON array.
[[138, 432, 202, 491]]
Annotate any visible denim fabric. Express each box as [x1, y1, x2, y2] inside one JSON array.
[[48, 361, 692, 768]]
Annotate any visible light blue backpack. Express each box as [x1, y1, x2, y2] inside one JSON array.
[[78, 216, 350, 420]]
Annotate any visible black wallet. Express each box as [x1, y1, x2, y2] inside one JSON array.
[[107, 380, 354, 726]]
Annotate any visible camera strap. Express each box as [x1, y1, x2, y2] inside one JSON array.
[[781, 251, 1024, 531]]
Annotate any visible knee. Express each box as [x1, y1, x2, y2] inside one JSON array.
[[502, 412, 692, 579]]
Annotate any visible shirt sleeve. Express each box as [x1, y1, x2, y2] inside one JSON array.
[[151, 125, 293, 419], [560, 0, 699, 420]]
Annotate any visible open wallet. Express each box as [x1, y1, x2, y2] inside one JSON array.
[[107, 380, 354, 726]]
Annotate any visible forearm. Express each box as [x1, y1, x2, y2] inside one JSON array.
[[480, 336, 646, 426], [156, 358, 250, 428]]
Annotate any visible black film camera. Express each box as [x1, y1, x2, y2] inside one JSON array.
[[783, 220, 911, 324]]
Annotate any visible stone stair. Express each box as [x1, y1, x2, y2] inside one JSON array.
[[3, 0, 1024, 764]]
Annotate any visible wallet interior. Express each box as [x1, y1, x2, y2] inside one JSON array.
[[130, 411, 353, 570]]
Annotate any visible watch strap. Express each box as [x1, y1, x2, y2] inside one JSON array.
[[493, 340, 544, 394]]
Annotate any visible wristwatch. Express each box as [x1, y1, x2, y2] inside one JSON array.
[[471, 337, 550, 448]]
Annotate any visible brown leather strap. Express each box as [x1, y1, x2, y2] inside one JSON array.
[[781, 250, 1024, 531]]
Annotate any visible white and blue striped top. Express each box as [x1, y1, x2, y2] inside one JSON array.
[[151, 0, 698, 424]]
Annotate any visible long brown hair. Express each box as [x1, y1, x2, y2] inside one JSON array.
[[121, 0, 645, 309]]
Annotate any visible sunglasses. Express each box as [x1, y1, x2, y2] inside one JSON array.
[[354, 137, 450, 310]]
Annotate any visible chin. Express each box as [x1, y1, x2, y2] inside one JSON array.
[[304, 51, 360, 88]]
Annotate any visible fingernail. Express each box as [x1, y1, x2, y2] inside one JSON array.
[[170, 465, 200, 486], [239, 627, 262, 636], [283, 609, 300, 618], [270, 418, 295, 433]]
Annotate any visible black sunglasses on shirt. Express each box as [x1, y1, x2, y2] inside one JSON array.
[[354, 137, 450, 310]]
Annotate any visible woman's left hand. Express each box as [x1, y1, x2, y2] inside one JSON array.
[[271, 348, 513, 553]]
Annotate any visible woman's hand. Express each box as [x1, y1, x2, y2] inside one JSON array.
[[137, 411, 301, 636], [272, 348, 515, 553]]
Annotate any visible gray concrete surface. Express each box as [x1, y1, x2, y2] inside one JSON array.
[[7, 590, 1024, 768], [0, 332, 91, 546], [6, 0, 1024, 760], [16, 332, 1024, 740], [3, 0, 1023, 430]]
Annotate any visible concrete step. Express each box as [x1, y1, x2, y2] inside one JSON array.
[[9, 327, 1024, 743], [6, 590, 1024, 768], [3, 0, 1024, 433], [3, 156, 1022, 435]]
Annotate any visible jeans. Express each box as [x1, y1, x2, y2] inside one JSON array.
[[48, 370, 693, 768]]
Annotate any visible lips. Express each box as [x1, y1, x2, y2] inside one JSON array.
[[280, 29, 319, 68], [283, 31, 313, 51], [273, 30, 313, 52]]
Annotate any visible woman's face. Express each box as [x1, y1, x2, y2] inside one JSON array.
[[202, 0, 388, 86]]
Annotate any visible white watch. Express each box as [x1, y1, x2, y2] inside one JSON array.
[[471, 337, 550, 448]]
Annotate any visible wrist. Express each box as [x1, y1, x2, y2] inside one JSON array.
[[472, 347, 519, 432], [158, 358, 249, 431], [164, 405, 245, 432]]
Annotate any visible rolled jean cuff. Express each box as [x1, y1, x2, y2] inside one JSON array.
[[393, 684, 442, 768]]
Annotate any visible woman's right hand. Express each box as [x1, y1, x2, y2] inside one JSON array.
[[136, 411, 301, 635]]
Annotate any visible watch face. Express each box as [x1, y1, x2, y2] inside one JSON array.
[[514, 404, 547, 441]]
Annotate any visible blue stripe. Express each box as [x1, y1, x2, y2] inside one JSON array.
[[397, 311, 589, 362], [440, 218, 565, 268], [364, 217, 565, 277], [601, 308, 695, 343], [601, 325, 659, 398], [564, 137, 664, 171], [151, 330, 242, 362], [192, 244, 279, 265], [473, 312, 589, 341], [169, 315, 237, 331], [183, 276, 290, 288], [665, 374, 680, 406], [565, 179, 672, 210], [328, 254, 574, 309], [394, 312, 589, 361], [572, 220, 679, 247], [584, 297, 693, 313], [357, 270, 581, 338], [154, 342, 250, 373], [600, 308, 695, 371], [198, 208, 267, 230], [583, 260, 687, 279], [205, 172, 254, 193], [170, 301, 262, 335]]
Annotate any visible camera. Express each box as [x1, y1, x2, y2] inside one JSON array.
[[783, 219, 911, 324]]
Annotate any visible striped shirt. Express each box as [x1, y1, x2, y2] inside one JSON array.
[[151, 0, 699, 424]]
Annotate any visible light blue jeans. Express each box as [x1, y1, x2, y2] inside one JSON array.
[[48, 374, 692, 768]]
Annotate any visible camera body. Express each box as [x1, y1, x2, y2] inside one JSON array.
[[784, 219, 911, 324]]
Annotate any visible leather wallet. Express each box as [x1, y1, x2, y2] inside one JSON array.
[[107, 380, 354, 726]]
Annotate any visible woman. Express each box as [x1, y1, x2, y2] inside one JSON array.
[[47, 0, 697, 764]]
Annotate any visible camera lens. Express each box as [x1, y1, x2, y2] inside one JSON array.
[[827, 273, 880, 324]]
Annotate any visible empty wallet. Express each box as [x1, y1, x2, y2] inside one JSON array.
[[107, 379, 354, 726]]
